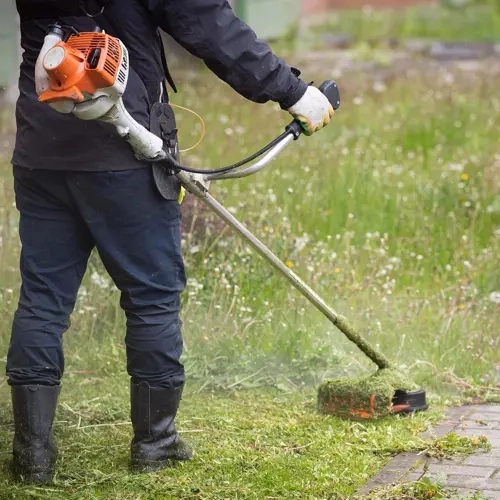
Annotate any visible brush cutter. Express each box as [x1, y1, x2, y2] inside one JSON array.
[[35, 24, 429, 420]]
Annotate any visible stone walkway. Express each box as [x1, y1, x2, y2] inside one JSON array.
[[357, 404, 500, 499]]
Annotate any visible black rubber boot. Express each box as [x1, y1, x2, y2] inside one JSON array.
[[130, 381, 192, 472], [11, 385, 60, 484]]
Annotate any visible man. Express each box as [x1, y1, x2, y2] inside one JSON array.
[[8, 0, 334, 485]]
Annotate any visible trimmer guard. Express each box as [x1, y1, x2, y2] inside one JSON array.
[[317, 371, 429, 420]]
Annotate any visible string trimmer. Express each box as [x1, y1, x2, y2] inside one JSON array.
[[35, 24, 429, 420]]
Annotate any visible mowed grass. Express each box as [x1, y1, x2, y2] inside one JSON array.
[[0, 378, 451, 500], [0, 57, 499, 497]]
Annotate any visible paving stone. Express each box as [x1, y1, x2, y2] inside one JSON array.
[[468, 405, 500, 414], [446, 405, 477, 421], [424, 463, 496, 478], [404, 472, 425, 482], [460, 429, 500, 437], [470, 411, 500, 422], [459, 419, 500, 430], [445, 475, 500, 490], [453, 488, 483, 497], [463, 454, 500, 467], [421, 407, 476, 439], [421, 424, 456, 439], [356, 454, 422, 494], [482, 492, 500, 500], [355, 405, 500, 496], [412, 458, 465, 473], [454, 489, 500, 500]]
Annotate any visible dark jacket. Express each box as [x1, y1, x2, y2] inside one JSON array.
[[13, 0, 308, 171]]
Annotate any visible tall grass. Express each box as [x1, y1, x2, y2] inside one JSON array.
[[315, 3, 500, 43], [0, 65, 499, 400]]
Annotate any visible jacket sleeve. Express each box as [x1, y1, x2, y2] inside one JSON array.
[[144, 0, 308, 109]]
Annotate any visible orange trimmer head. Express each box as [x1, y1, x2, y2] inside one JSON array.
[[317, 369, 429, 420]]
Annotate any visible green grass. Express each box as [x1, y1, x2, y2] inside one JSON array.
[[311, 3, 500, 44], [0, 53, 499, 497], [0, 378, 487, 499]]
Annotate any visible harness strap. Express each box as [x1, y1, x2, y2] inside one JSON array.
[[157, 34, 178, 95]]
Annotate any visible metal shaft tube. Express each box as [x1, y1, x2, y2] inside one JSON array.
[[178, 173, 392, 370]]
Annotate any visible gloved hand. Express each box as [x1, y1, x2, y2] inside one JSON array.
[[287, 86, 334, 136]]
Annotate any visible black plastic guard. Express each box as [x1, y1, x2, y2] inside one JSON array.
[[150, 102, 182, 201]]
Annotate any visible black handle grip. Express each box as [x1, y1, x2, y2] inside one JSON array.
[[286, 80, 341, 139], [319, 80, 341, 110]]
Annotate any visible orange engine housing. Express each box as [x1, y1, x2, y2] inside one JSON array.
[[39, 32, 125, 104]]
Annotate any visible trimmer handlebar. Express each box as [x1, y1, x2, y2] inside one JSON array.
[[206, 80, 341, 181], [285, 80, 341, 139]]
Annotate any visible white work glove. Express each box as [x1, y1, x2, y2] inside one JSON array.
[[287, 86, 334, 136]]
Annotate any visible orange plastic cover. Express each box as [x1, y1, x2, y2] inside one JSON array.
[[39, 32, 122, 104], [322, 393, 410, 420]]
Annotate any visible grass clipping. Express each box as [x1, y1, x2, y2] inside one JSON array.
[[317, 368, 419, 420]]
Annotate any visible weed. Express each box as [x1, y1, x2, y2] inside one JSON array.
[[425, 432, 491, 459]]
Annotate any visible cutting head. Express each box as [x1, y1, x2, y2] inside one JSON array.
[[317, 369, 429, 420]]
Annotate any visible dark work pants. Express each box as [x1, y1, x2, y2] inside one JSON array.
[[6, 166, 186, 388]]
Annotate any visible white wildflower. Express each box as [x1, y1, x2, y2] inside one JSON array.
[[293, 234, 310, 253], [448, 163, 464, 172], [90, 271, 110, 289]]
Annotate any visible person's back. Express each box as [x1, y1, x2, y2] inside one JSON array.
[[8, 0, 335, 484], [14, 0, 166, 171]]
